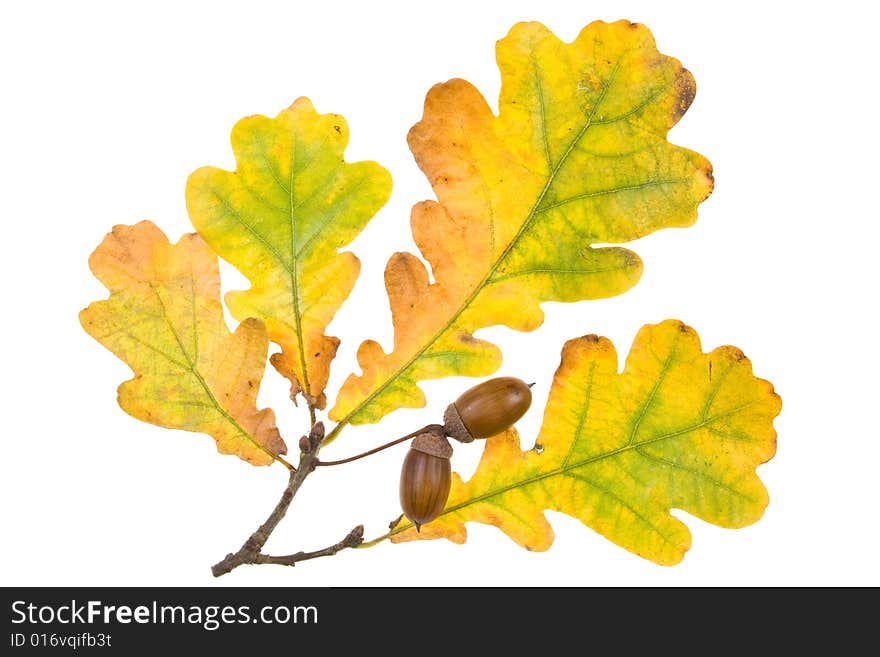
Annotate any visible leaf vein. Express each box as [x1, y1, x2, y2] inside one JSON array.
[[211, 191, 292, 272], [333, 56, 623, 429], [287, 127, 312, 400], [635, 447, 761, 504], [628, 332, 679, 445], [489, 261, 635, 285], [537, 178, 688, 214], [566, 470, 680, 546], [435, 401, 757, 519], [148, 282, 276, 461], [591, 73, 680, 126]]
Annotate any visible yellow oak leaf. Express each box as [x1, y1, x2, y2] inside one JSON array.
[[387, 320, 781, 565], [80, 221, 286, 466], [330, 20, 713, 431], [186, 98, 392, 409]]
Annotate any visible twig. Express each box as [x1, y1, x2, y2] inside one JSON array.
[[315, 424, 444, 467], [253, 525, 364, 567], [211, 422, 326, 577]]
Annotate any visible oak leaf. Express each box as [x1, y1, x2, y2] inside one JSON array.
[[186, 98, 392, 409], [331, 20, 713, 428], [390, 320, 781, 565], [80, 221, 285, 466]]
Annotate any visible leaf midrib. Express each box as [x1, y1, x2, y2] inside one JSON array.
[[286, 129, 314, 402], [211, 132, 332, 404], [148, 282, 277, 462], [333, 61, 621, 429], [386, 397, 764, 538]]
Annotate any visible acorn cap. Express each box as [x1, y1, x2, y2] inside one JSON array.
[[443, 402, 474, 443], [410, 430, 454, 459]]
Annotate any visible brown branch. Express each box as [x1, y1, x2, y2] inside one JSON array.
[[315, 423, 445, 467], [211, 422, 329, 577], [253, 525, 364, 567], [211, 416, 420, 576]]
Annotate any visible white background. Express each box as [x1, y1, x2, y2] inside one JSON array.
[[2, 0, 878, 587]]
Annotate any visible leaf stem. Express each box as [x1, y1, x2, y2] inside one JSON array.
[[324, 421, 345, 445], [315, 424, 444, 467], [358, 533, 393, 549], [357, 513, 414, 548]]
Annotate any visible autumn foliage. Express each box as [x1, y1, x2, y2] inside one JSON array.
[[80, 20, 779, 571]]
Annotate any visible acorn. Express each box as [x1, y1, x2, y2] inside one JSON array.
[[399, 429, 453, 531], [443, 376, 532, 443]]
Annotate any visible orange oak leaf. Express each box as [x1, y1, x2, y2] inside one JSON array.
[[330, 21, 713, 432], [80, 221, 286, 466]]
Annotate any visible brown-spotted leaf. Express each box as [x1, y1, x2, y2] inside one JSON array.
[[330, 21, 713, 430], [80, 221, 286, 466], [389, 320, 781, 565]]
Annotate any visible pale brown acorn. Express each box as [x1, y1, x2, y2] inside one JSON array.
[[399, 430, 453, 531], [443, 376, 533, 443]]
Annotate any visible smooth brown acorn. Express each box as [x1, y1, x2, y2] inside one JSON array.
[[399, 429, 453, 531], [443, 376, 532, 443]]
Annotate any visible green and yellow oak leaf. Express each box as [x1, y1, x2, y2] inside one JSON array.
[[79, 221, 286, 467], [186, 98, 392, 409], [330, 20, 714, 430], [388, 320, 781, 565]]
